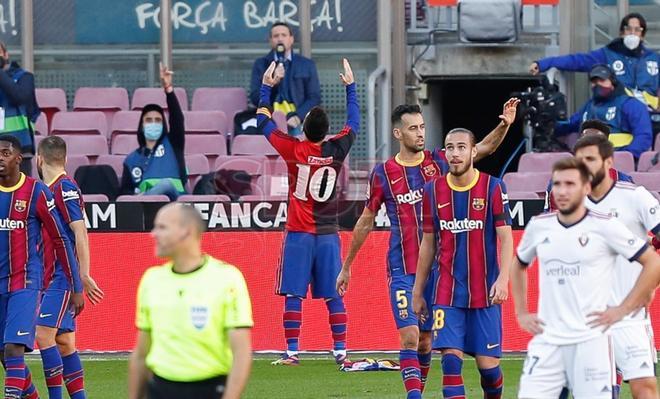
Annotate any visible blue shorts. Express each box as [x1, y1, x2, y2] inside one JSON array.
[[276, 232, 341, 299], [0, 289, 40, 351], [388, 269, 439, 332], [37, 288, 75, 334], [432, 304, 502, 358]]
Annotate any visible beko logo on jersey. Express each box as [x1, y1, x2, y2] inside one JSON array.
[[396, 189, 423, 205], [0, 218, 25, 230], [62, 190, 80, 201], [439, 218, 484, 233]]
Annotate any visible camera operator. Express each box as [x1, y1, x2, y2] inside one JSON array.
[[554, 64, 652, 159]]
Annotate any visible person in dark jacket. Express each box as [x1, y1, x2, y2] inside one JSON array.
[[530, 13, 659, 112], [0, 42, 40, 175], [554, 64, 652, 159], [249, 22, 321, 136], [121, 63, 186, 201]]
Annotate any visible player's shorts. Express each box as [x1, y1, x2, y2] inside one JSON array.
[[0, 289, 41, 351], [518, 334, 615, 399], [431, 304, 502, 358], [388, 269, 438, 332], [276, 232, 341, 299], [37, 288, 75, 334], [611, 322, 657, 381]]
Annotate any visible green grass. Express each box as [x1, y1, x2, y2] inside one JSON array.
[[7, 354, 648, 398]]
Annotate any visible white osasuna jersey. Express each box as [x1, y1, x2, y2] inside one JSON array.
[[517, 210, 648, 345], [585, 181, 660, 325]]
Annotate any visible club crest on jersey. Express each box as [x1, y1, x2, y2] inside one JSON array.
[[399, 309, 408, 320], [190, 306, 209, 330], [605, 107, 616, 121], [422, 164, 437, 177], [647, 61, 658, 76], [472, 198, 485, 211], [13, 200, 26, 213], [578, 234, 589, 247]]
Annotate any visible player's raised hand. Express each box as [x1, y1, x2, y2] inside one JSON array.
[[336, 268, 350, 296], [529, 62, 540, 75], [83, 275, 104, 305], [587, 306, 630, 332], [262, 61, 283, 87], [339, 58, 354, 86], [159, 62, 174, 92], [499, 98, 520, 126], [489, 276, 509, 305], [517, 312, 544, 335], [70, 292, 85, 317]]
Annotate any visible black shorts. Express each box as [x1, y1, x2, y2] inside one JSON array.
[[148, 374, 227, 399]]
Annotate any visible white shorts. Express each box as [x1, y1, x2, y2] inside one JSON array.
[[518, 334, 616, 399], [612, 323, 657, 381]]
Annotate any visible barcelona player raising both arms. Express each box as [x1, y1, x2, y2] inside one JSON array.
[[337, 99, 517, 398], [36, 136, 104, 399], [412, 128, 514, 399], [0, 135, 83, 399], [257, 59, 358, 365]]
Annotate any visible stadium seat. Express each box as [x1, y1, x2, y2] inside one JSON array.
[[51, 111, 107, 136], [231, 135, 278, 156], [517, 152, 571, 173], [258, 175, 289, 198], [185, 135, 227, 165], [612, 151, 635, 173], [35, 113, 48, 136], [82, 194, 109, 202], [111, 135, 137, 155], [191, 87, 248, 131], [183, 111, 227, 136], [503, 172, 551, 194], [131, 87, 189, 111], [185, 154, 211, 192], [61, 135, 109, 159], [116, 195, 170, 202], [637, 151, 660, 172], [35, 88, 67, 127], [96, 154, 125, 179], [177, 194, 231, 202], [109, 111, 141, 139], [655, 134, 660, 152], [214, 155, 269, 177], [272, 111, 288, 133], [65, 155, 90, 177], [508, 191, 541, 199], [628, 172, 660, 192], [73, 87, 130, 127]]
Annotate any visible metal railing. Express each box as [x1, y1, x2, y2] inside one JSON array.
[[367, 65, 390, 161]]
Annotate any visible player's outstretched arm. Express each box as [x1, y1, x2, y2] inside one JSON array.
[[340, 58, 360, 133], [412, 232, 436, 322], [337, 207, 376, 296], [474, 98, 520, 162], [128, 330, 151, 399], [224, 328, 253, 399], [491, 225, 513, 305], [511, 257, 544, 335], [69, 220, 104, 305]]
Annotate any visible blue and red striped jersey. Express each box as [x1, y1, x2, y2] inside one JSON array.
[[544, 168, 633, 212], [0, 174, 81, 293], [422, 170, 511, 308], [366, 150, 449, 276], [43, 173, 85, 290]]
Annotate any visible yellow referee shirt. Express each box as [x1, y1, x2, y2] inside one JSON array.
[[136, 255, 253, 382]]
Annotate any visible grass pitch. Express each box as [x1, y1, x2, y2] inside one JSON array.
[[10, 354, 645, 398]]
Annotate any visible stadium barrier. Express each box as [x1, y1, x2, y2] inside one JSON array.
[[75, 200, 660, 352]]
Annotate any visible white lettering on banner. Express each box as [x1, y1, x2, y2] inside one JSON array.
[[438, 218, 484, 233], [85, 204, 116, 229], [0, 0, 17, 36], [192, 202, 289, 229], [253, 202, 273, 228], [136, 1, 227, 33], [231, 202, 251, 228], [0, 218, 24, 230], [509, 201, 525, 227], [274, 202, 287, 227]]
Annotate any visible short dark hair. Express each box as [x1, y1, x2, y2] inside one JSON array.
[[573, 134, 614, 161], [0, 135, 22, 153], [303, 106, 330, 143], [391, 104, 422, 127], [620, 12, 647, 36], [445, 127, 476, 146], [579, 119, 611, 137], [270, 22, 293, 37], [38, 135, 67, 165], [552, 157, 591, 184]]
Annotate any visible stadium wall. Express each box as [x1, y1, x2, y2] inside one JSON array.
[[76, 230, 660, 353]]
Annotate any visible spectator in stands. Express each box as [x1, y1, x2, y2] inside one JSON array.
[[530, 13, 659, 112], [250, 22, 321, 136], [0, 41, 40, 175], [121, 63, 186, 200], [554, 64, 652, 159]]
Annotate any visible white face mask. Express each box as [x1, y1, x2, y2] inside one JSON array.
[[623, 34, 641, 50]]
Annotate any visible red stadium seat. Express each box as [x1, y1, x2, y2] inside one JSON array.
[[184, 111, 227, 136], [517, 152, 571, 173], [116, 195, 170, 202], [191, 87, 248, 131], [185, 154, 210, 192], [612, 151, 635, 173], [427, 0, 457, 5], [64, 155, 90, 177], [51, 111, 107, 136], [82, 194, 109, 202], [185, 135, 227, 165], [177, 194, 231, 202], [36, 88, 67, 128], [231, 135, 279, 157], [503, 172, 552, 195], [629, 172, 660, 192], [214, 155, 269, 177], [73, 87, 129, 128], [655, 134, 660, 152], [35, 113, 48, 136], [522, 0, 559, 5], [96, 154, 125, 179], [109, 111, 141, 139], [508, 191, 541, 200], [111, 135, 137, 155], [131, 87, 189, 111], [60, 135, 109, 159], [637, 151, 660, 173]]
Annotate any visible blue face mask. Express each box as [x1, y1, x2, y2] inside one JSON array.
[[143, 123, 163, 141]]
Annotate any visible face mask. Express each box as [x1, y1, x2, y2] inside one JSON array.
[[143, 123, 163, 141], [623, 34, 641, 50], [592, 85, 614, 100]]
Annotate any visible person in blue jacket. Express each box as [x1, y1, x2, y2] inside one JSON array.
[[554, 64, 652, 159], [121, 63, 186, 201], [250, 22, 321, 136], [530, 13, 659, 112]]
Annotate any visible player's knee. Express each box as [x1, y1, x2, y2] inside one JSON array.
[[35, 326, 57, 348], [4, 343, 24, 358], [441, 348, 463, 359], [417, 331, 432, 354], [629, 378, 658, 399], [399, 327, 419, 350], [475, 355, 499, 370], [55, 333, 76, 356]]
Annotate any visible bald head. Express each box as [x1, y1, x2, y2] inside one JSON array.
[[161, 203, 206, 237], [152, 203, 206, 258]]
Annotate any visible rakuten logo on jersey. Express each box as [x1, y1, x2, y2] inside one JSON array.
[[396, 189, 423, 205], [439, 218, 484, 233], [0, 218, 25, 231]]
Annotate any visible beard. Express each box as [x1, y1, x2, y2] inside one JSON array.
[[591, 167, 606, 188], [558, 199, 582, 216], [402, 141, 424, 154], [450, 161, 472, 177]]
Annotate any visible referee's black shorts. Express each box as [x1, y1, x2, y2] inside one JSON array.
[[148, 374, 227, 399]]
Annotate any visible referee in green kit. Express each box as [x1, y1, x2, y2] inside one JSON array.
[[128, 203, 253, 399]]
